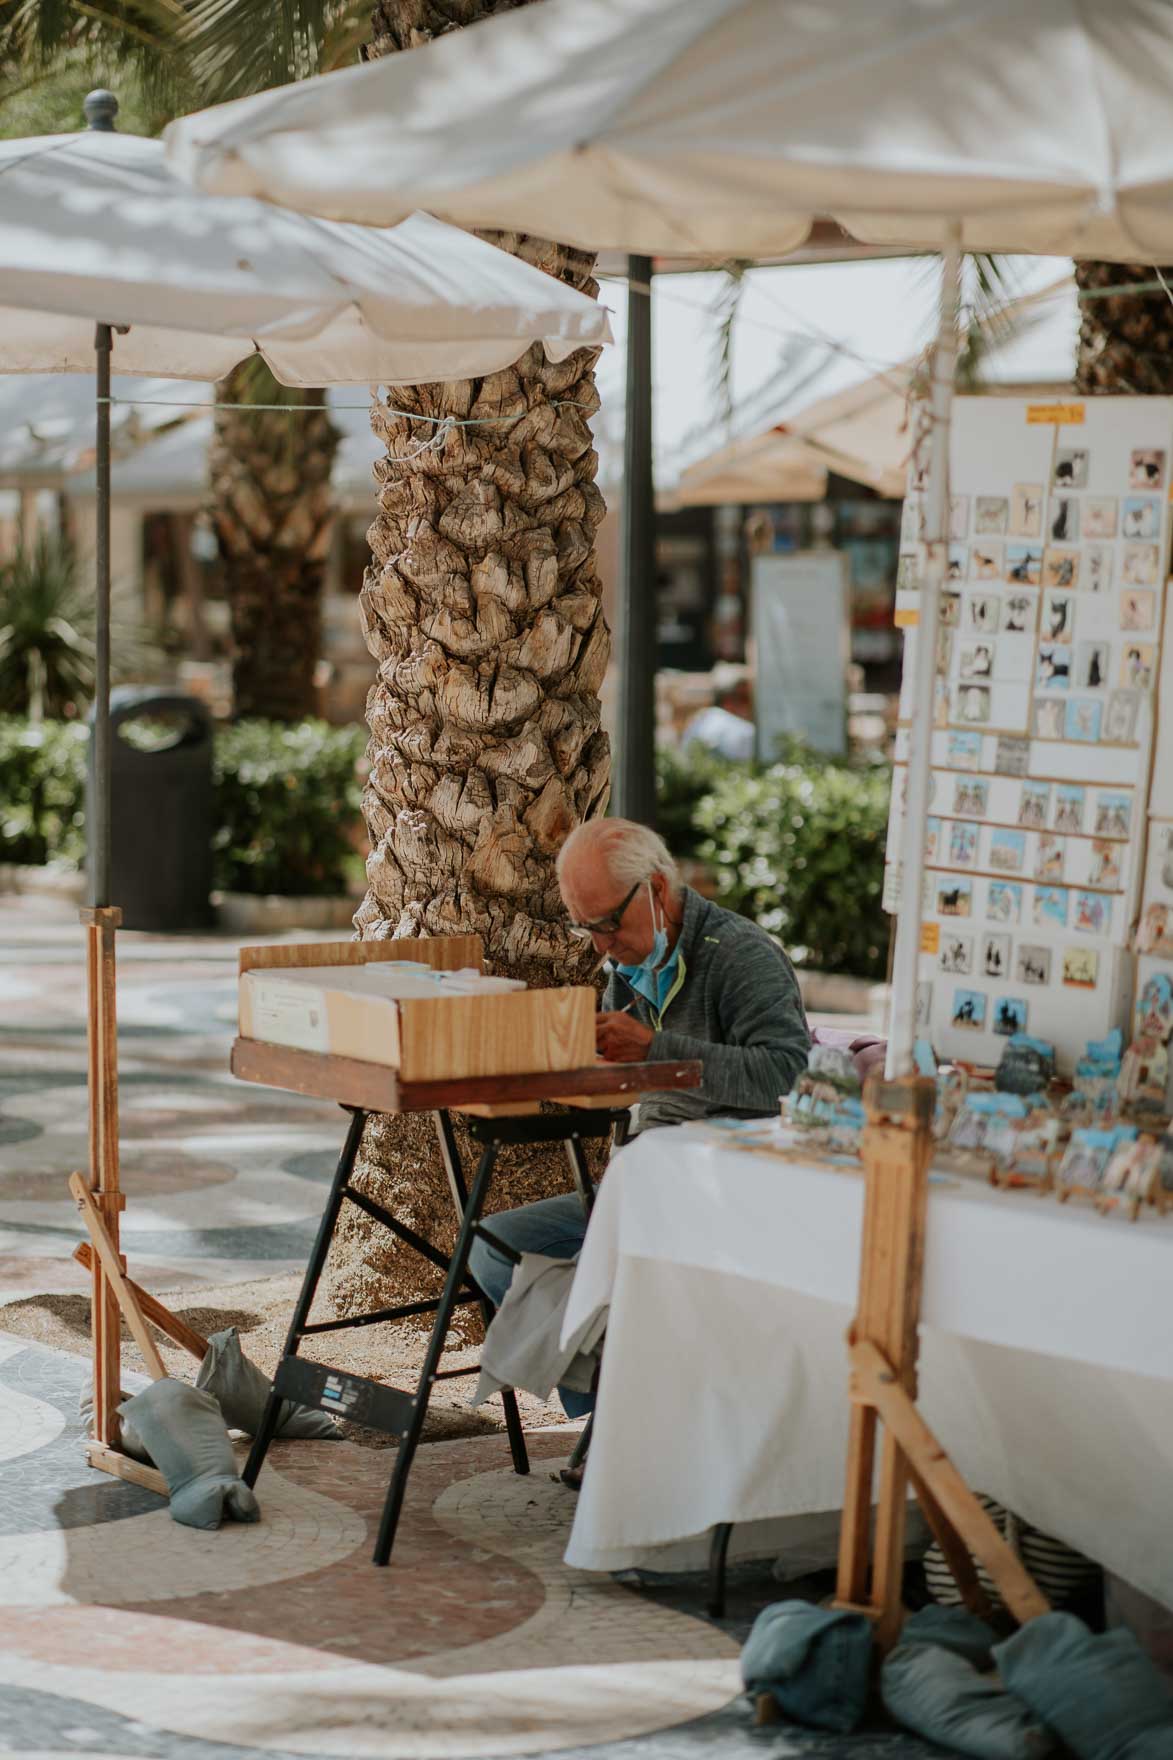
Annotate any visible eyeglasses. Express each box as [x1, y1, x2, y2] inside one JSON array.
[[568, 880, 642, 940]]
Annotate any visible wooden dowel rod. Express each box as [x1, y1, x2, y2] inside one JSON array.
[[852, 1339, 1049, 1624], [72, 1243, 209, 1363], [70, 1173, 167, 1381]]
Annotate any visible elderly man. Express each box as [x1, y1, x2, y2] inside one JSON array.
[[468, 818, 811, 1413]]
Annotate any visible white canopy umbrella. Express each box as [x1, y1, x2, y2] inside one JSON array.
[[166, 0, 1173, 1076], [166, 0, 1173, 262], [2, 126, 610, 387]]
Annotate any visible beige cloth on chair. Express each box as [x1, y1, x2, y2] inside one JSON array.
[[471, 1253, 606, 1406]]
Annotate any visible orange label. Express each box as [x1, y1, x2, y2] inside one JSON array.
[[1026, 402, 1085, 425], [894, 608, 919, 628], [921, 922, 940, 955]]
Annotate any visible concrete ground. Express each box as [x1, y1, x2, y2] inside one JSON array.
[[0, 893, 943, 1759]]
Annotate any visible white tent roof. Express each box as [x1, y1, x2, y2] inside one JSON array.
[[666, 274, 1078, 504], [590, 256, 1075, 496], [1, 131, 610, 386]]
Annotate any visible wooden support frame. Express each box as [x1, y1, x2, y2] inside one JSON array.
[[835, 1074, 1049, 1646], [73, 1243, 209, 1362], [76, 904, 209, 1499]]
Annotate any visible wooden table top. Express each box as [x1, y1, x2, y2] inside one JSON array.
[[230, 1036, 703, 1117]]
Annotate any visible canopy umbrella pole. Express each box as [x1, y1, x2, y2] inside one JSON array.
[[92, 322, 112, 910], [83, 316, 125, 1452], [885, 225, 962, 1078], [614, 258, 657, 827]]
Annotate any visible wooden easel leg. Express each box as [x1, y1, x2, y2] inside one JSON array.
[[70, 1174, 167, 1380], [872, 1431, 910, 1650], [853, 1341, 1049, 1625], [909, 1466, 994, 1622], [836, 1402, 877, 1609], [837, 1075, 1048, 1641], [72, 1243, 209, 1363], [82, 906, 123, 1448]]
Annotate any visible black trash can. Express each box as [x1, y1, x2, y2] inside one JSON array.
[[88, 688, 215, 931]]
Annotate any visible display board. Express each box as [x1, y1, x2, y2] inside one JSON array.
[[752, 549, 849, 759], [885, 396, 1172, 1073]]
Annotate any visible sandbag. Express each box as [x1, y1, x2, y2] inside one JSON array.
[[741, 1600, 873, 1734], [78, 1382, 152, 1462], [118, 1379, 260, 1530], [883, 1609, 1056, 1759], [195, 1327, 338, 1440], [995, 1612, 1173, 1760]]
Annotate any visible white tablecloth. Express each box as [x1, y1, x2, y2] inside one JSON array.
[[562, 1126, 1173, 1609]]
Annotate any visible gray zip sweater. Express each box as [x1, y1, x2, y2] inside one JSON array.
[[603, 887, 811, 1131]]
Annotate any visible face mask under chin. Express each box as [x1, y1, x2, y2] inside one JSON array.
[[622, 882, 670, 985]]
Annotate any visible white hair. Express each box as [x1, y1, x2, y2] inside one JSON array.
[[557, 818, 681, 893]]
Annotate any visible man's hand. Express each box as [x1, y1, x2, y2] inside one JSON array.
[[596, 1010, 654, 1063]]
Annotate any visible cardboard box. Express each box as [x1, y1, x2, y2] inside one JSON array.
[[238, 947, 595, 1082]]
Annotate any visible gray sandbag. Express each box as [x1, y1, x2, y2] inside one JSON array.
[[882, 1608, 1056, 1759], [78, 1380, 152, 1462], [741, 1600, 873, 1734], [195, 1327, 339, 1440], [118, 1379, 260, 1530], [995, 1613, 1173, 1760]]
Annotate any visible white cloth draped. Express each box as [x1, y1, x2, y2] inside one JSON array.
[[562, 1127, 1173, 1610]]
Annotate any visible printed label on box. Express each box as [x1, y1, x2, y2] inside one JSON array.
[[247, 979, 331, 1053]]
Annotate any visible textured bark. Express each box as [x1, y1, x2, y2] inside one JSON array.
[[207, 363, 342, 720], [327, 0, 612, 1323], [1074, 262, 1173, 395]]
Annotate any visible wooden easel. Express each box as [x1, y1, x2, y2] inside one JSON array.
[[74, 905, 208, 1498], [835, 1074, 1050, 1647]]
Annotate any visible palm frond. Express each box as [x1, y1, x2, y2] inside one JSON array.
[[0, 0, 188, 97], [0, 528, 159, 716], [179, 0, 366, 102], [707, 260, 752, 433]]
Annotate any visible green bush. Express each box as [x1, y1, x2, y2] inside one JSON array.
[[0, 716, 87, 866], [654, 744, 736, 861], [211, 720, 366, 896], [695, 745, 892, 980], [0, 715, 367, 896]]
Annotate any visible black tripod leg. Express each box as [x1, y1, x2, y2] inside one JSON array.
[[707, 1521, 734, 1618], [498, 1381, 530, 1476], [243, 1107, 367, 1488], [564, 1131, 597, 1218], [433, 1110, 529, 1478], [567, 1411, 594, 1472], [373, 1139, 500, 1566]]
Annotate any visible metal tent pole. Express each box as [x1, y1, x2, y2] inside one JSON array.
[[92, 320, 113, 908], [886, 224, 962, 1077], [614, 258, 657, 827]]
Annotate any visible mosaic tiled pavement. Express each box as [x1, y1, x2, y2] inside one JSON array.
[[0, 895, 949, 1758]]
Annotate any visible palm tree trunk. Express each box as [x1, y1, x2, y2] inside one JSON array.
[[1075, 262, 1173, 394], [329, 0, 612, 1322], [207, 363, 341, 720]]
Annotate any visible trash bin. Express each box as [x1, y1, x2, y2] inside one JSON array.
[[88, 688, 215, 931]]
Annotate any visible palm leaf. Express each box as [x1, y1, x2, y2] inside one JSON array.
[[179, 0, 366, 101]]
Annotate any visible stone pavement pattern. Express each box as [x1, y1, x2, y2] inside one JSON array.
[[0, 896, 946, 1758]]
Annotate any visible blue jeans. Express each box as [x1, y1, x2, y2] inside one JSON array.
[[467, 1193, 593, 1419]]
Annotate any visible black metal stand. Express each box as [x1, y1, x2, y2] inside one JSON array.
[[708, 1521, 734, 1618], [243, 1104, 625, 1569]]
